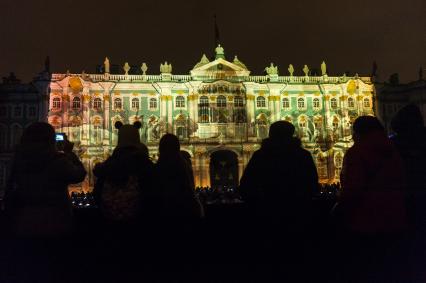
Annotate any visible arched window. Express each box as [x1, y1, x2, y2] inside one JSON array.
[[363, 98, 371, 108], [256, 96, 266, 108], [72, 97, 81, 109], [330, 98, 338, 109], [234, 96, 243, 107], [313, 98, 320, 109], [297, 98, 305, 109], [217, 95, 226, 108], [149, 98, 157, 109], [332, 116, 340, 130], [199, 96, 209, 106], [175, 96, 185, 108], [131, 98, 139, 109], [114, 98, 122, 110], [93, 98, 102, 110], [282, 98, 290, 109], [199, 96, 209, 123], [348, 97, 355, 108], [52, 97, 61, 109]]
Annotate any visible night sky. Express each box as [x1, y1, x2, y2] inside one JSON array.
[[0, 0, 424, 83]]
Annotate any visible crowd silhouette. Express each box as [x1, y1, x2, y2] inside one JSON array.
[[1, 105, 425, 282]]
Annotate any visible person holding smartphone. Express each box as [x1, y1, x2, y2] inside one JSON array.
[[6, 122, 86, 239]]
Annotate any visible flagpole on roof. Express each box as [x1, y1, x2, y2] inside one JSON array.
[[214, 14, 220, 48]]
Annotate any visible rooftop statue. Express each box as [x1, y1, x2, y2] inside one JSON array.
[[104, 57, 110, 73], [141, 63, 148, 75], [215, 44, 225, 59], [303, 65, 310, 76], [160, 62, 172, 74], [288, 64, 294, 76], [123, 62, 131, 75], [265, 63, 278, 75], [194, 54, 210, 68], [321, 61, 327, 76], [233, 56, 247, 69]]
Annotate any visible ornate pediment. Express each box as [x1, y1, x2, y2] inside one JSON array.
[[191, 58, 250, 79]]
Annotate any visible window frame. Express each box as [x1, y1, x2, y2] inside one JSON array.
[[348, 97, 355, 108], [72, 97, 81, 110], [282, 98, 290, 110], [330, 98, 338, 109], [175, 96, 185, 108], [93, 97, 102, 110], [149, 98, 158, 110], [256, 96, 266, 108], [312, 98, 321, 110], [217, 95, 227, 108], [297, 98, 306, 110], [52, 97, 61, 110], [131, 98, 140, 110], [363, 97, 371, 108], [113, 97, 122, 110]]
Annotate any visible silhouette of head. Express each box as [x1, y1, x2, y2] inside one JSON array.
[[21, 122, 55, 147], [352, 116, 384, 142], [180, 150, 192, 165], [269, 121, 295, 140], [391, 104, 424, 134], [115, 121, 142, 148], [159, 133, 180, 157]]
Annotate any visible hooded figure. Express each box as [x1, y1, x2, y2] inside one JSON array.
[[239, 121, 318, 221], [93, 121, 154, 222], [340, 116, 407, 234]]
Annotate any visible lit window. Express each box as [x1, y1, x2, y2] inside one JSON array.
[[175, 96, 185, 108], [52, 97, 61, 109], [93, 98, 102, 110], [282, 98, 290, 109], [149, 98, 157, 109], [363, 98, 371, 108], [313, 98, 320, 109], [256, 96, 266, 108], [330, 98, 338, 109], [114, 98, 122, 110], [72, 97, 81, 109], [297, 98, 305, 109], [131, 98, 139, 109], [348, 97, 355, 108], [199, 96, 209, 106], [217, 95, 226, 108], [234, 96, 243, 107]]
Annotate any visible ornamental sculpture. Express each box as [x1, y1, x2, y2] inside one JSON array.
[[104, 57, 110, 73], [141, 63, 148, 75], [303, 65, 310, 76], [321, 61, 327, 76], [288, 64, 294, 76], [265, 63, 278, 75], [160, 62, 172, 74], [123, 62, 131, 75]]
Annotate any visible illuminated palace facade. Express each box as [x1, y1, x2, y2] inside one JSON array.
[[48, 46, 375, 189]]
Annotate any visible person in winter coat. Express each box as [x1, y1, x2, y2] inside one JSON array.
[[340, 116, 407, 234], [239, 120, 318, 222], [6, 122, 86, 238]]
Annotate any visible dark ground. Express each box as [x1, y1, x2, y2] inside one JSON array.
[[1, 200, 425, 283]]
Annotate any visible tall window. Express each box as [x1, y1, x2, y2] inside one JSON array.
[[93, 98, 102, 110], [282, 98, 290, 109], [149, 98, 157, 109], [52, 97, 61, 109], [114, 98, 122, 110], [234, 96, 243, 107], [131, 98, 139, 109], [72, 97, 81, 109], [175, 96, 185, 108], [217, 95, 226, 108], [313, 98, 320, 109], [297, 98, 305, 109], [363, 98, 371, 108], [256, 96, 266, 108], [348, 97, 355, 108], [330, 98, 338, 109], [199, 96, 209, 123], [199, 96, 209, 106]]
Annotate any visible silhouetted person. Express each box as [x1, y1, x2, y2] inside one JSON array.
[[239, 121, 318, 231], [156, 134, 202, 220], [6, 122, 86, 238], [390, 104, 426, 233], [93, 121, 154, 225]]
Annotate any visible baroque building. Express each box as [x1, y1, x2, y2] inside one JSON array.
[[47, 45, 375, 190]]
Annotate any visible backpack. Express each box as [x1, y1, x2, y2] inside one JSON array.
[[100, 174, 141, 222]]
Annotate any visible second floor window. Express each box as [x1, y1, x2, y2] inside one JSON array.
[[131, 98, 139, 109], [199, 96, 209, 106], [93, 98, 102, 110], [330, 98, 338, 109], [313, 98, 320, 109], [149, 98, 157, 109], [256, 96, 266, 108], [363, 98, 371, 108], [176, 96, 185, 108], [282, 98, 290, 109], [72, 97, 81, 109], [217, 95, 226, 108], [234, 96, 243, 107], [52, 97, 61, 109], [114, 98, 122, 110], [297, 98, 305, 109], [348, 97, 355, 108]]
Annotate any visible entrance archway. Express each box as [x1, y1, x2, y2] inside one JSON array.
[[209, 150, 239, 190]]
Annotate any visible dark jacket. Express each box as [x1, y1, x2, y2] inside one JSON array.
[[7, 147, 86, 237], [239, 137, 318, 218]]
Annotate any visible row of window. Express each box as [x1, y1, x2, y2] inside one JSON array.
[[0, 105, 37, 119], [278, 97, 371, 110], [52, 97, 159, 111]]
